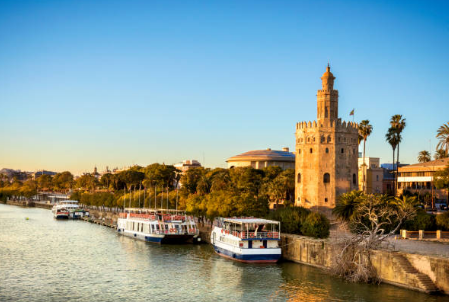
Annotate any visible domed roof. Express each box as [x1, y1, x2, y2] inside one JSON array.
[[321, 64, 335, 80], [227, 148, 295, 163]]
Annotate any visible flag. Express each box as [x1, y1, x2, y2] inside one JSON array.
[[349, 109, 354, 116]]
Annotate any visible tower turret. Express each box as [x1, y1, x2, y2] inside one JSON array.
[[317, 64, 339, 123]]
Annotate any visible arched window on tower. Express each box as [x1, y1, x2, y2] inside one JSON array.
[[326, 148, 329, 154], [353, 174, 356, 185], [321, 136, 325, 143], [325, 106, 328, 118], [323, 173, 330, 183], [327, 136, 331, 143], [297, 173, 301, 183]]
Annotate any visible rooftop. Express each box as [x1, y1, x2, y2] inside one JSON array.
[[227, 148, 295, 163], [399, 158, 449, 172]]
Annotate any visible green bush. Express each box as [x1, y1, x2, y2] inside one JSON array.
[[436, 212, 449, 231], [300, 212, 330, 239], [403, 210, 436, 231], [267, 207, 310, 234]]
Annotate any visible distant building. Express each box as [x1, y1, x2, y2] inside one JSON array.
[[295, 65, 358, 215], [226, 148, 295, 170], [0, 168, 31, 181], [358, 157, 383, 194], [381, 162, 408, 195], [34, 170, 57, 179], [398, 158, 449, 203], [174, 160, 202, 173]]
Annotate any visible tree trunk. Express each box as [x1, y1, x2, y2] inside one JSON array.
[[363, 139, 366, 192], [396, 143, 400, 195], [392, 148, 396, 196]]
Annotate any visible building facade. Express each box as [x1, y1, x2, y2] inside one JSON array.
[[358, 157, 383, 194], [227, 148, 294, 170], [295, 65, 359, 214], [174, 160, 202, 173], [398, 158, 449, 204]]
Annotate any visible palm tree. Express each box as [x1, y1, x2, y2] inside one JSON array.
[[417, 150, 431, 163], [333, 190, 364, 221], [386, 128, 400, 195], [436, 122, 449, 156], [435, 149, 448, 160], [390, 115, 406, 190], [359, 120, 373, 192]]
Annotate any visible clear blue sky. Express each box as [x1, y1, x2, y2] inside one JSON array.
[[1, 0, 448, 175]]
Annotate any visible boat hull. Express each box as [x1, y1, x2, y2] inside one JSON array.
[[117, 229, 195, 244], [54, 215, 69, 220], [213, 245, 281, 263]]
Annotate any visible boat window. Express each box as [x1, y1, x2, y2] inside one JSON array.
[[263, 240, 267, 248], [248, 241, 252, 249], [165, 224, 169, 230]]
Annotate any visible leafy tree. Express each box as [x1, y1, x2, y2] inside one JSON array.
[[75, 174, 98, 192], [181, 167, 206, 194], [53, 171, 74, 192], [434, 164, 449, 204], [118, 170, 145, 191], [100, 173, 115, 190], [267, 207, 310, 234], [359, 120, 373, 192], [417, 150, 431, 163], [436, 122, 449, 157], [37, 175, 53, 191], [143, 163, 179, 188], [436, 211, 449, 231], [301, 212, 330, 238]]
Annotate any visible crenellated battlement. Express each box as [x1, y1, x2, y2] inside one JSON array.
[[296, 119, 358, 131]]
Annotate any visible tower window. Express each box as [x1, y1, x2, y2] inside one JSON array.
[[298, 149, 301, 154], [310, 148, 313, 153], [321, 136, 325, 143], [297, 173, 301, 183], [327, 136, 331, 143], [353, 174, 356, 185], [323, 173, 330, 183], [341, 148, 344, 154], [325, 198, 328, 203], [307, 137, 310, 143], [326, 148, 329, 154], [313, 137, 316, 142], [344, 137, 347, 142], [353, 148, 356, 154]]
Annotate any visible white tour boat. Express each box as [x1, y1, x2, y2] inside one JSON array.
[[117, 209, 200, 244], [211, 218, 282, 263], [52, 200, 89, 219]]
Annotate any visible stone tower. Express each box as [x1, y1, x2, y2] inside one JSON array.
[[295, 65, 358, 215]]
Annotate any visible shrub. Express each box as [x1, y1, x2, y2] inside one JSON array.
[[436, 212, 449, 231], [301, 212, 330, 239], [267, 207, 310, 234], [403, 210, 436, 231]]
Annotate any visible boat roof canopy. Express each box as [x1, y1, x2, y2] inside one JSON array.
[[223, 218, 280, 225]]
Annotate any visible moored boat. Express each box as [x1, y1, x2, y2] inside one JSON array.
[[117, 209, 199, 244], [52, 200, 89, 219], [211, 218, 282, 263]]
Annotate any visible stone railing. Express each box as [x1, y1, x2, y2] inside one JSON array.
[[400, 229, 449, 240]]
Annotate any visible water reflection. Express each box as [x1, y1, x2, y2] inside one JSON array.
[[0, 204, 447, 302]]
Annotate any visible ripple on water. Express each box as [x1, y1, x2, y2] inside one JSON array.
[[0, 204, 447, 302]]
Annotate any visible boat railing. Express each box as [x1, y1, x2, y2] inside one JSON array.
[[151, 228, 198, 235], [221, 230, 280, 240]]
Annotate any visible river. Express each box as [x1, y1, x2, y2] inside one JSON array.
[[0, 204, 447, 302]]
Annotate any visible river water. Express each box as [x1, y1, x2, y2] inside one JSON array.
[[0, 204, 447, 302]]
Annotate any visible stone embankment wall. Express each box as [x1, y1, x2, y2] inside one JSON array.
[[280, 234, 449, 294]]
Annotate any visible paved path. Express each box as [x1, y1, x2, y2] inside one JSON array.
[[387, 237, 449, 258], [329, 228, 449, 258]]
